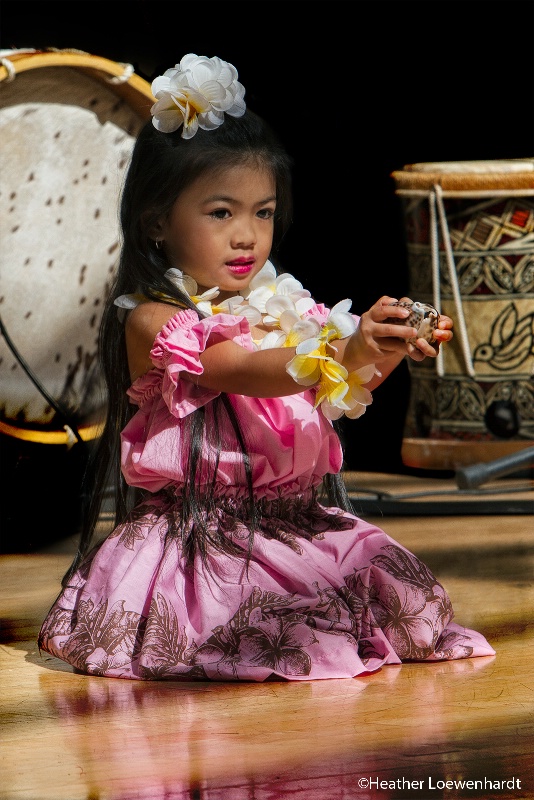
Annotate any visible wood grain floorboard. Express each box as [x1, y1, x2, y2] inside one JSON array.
[[1, 473, 532, 800]]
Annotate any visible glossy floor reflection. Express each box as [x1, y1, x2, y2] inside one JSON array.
[[1, 473, 533, 800]]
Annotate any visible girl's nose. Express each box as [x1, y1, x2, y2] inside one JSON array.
[[231, 218, 257, 249]]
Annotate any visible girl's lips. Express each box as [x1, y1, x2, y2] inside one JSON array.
[[226, 260, 254, 275]]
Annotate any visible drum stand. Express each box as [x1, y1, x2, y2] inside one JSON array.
[[346, 447, 534, 517]]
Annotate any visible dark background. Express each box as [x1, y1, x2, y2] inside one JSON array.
[[1, 0, 533, 511]]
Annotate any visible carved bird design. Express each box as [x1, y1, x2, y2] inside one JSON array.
[[473, 302, 534, 371]]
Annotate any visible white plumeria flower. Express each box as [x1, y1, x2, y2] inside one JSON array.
[[259, 331, 287, 350], [239, 261, 277, 310], [282, 317, 322, 345], [322, 402, 362, 421], [114, 292, 145, 310], [321, 364, 376, 420], [241, 261, 312, 314], [164, 270, 263, 321], [286, 337, 332, 387], [164, 268, 221, 314], [260, 315, 321, 351], [263, 294, 316, 327], [212, 295, 262, 325], [325, 299, 358, 336], [151, 54, 246, 138], [165, 267, 201, 297], [294, 300, 357, 356], [194, 291, 220, 316], [113, 292, 145, 323]]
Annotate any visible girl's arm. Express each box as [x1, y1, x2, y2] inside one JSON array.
[[335, 295, 453, 391], [125, 296, 453, 396], [125, 300, 312, 396]]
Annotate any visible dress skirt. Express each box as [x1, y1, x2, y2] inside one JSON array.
[[38, 489, 495, 681]]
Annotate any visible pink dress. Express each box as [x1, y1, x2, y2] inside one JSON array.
[[39, 307, 495, 680]]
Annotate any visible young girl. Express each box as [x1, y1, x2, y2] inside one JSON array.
[[39, 54, 495, 681]]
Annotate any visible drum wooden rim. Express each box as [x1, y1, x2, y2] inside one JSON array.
[[0, 419, 104, 446], [392, 158, 534, 194], [0, 49, 154, 119]]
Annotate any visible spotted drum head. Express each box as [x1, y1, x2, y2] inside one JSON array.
[[0, 51, 153, 443]]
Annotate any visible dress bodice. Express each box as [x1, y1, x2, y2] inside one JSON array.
[[120, 308, 343, 498]]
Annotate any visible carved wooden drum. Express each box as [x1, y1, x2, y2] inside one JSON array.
[[0, 49, 153, 445], [392, 160, 534, 470]]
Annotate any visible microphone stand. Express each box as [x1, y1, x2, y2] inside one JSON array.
[[346, 446, 534, 517], [455, 446, 534, 490]]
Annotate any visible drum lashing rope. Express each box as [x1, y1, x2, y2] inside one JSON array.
[[429, 191, 444, 377], [107, 63, 135, 84], [0, 314, 86, 449], [432, 184, 476, 377], [0, 57, 16, 81]]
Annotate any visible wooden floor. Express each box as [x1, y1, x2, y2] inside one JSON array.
[[1, 472, 533, 800]]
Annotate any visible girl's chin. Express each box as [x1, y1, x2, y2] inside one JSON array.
[[214, 279, 253, 298], [216, 289, 245, 302]]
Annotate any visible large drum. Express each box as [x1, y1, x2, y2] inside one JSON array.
[[0, 49, 153, 442], [0, 49, 153, 548], [391, 159, 534, 470]]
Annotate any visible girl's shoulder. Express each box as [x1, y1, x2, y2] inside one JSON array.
[[127, 299, 193, 340], [125, 301, 198, 382]]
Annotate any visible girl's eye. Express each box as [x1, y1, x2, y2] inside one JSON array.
[[210, 208, 230, 220], [257, 208, 275, 220]]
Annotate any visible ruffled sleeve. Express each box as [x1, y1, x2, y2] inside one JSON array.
[[127, 308, 254, 418]]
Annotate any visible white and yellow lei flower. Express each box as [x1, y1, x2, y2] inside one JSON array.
[[283, 301, 375, 420], [114, 260, 375, 419]]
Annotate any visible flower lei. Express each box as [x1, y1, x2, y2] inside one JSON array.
[[150, 53, 246, 138], [115, 260, 376, 420]]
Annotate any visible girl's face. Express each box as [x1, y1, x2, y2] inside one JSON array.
[[156, 164, 276, 302]]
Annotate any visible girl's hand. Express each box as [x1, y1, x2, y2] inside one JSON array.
[[339, 296, 454, 385], [406, 304, 454, 362]]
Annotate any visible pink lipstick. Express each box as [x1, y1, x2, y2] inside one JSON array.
[[227, 259, 254, 275]]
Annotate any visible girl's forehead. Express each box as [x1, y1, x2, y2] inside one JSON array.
[[185, 163, 276, 197]]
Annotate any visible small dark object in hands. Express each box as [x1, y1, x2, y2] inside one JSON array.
[[384, 301, 440, 343]]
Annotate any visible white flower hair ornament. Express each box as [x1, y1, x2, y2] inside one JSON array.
[[150, 53, 246, 138]]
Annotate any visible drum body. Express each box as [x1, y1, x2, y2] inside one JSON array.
[[0, 50, 153, 548], [0, 49, 153, 443], [392, 160, 534, 470]]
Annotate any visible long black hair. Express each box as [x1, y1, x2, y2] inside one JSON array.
[[63, 109, 353, 584]]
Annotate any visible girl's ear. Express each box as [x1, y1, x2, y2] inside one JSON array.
[[148, 221, 165, 241], [141, 210, 165, 242]]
